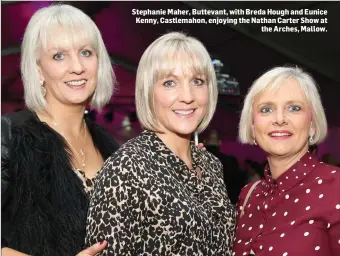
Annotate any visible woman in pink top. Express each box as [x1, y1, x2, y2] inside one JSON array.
[[232, 66, 340, 256]]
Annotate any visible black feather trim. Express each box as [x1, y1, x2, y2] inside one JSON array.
[[2, 113, 119, 255]]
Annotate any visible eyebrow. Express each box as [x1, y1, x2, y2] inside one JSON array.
[[47, 45, 92, 53], [162, 73, 205, 79], [162, 74, 178, 79], [47, 47, 68, 53], [256, 100, 306, 107]]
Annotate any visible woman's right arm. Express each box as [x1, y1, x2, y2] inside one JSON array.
[[1, 117, 33, 256], [1, 116, 14, 251], [2, 116, 13, 206]]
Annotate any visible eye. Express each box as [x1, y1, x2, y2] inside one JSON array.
[[80, 49, 92, 57], [192, 78, 204, 86], [53, 53, 65, 61], [288, 105, 301, 112], [163, 80, 175, 88], [260, 107, 273, 113]]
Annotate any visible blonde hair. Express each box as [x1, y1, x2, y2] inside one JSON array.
[[239, 66, 327, 145], [21, 4, 116, 112], [135, 31, 218, 133]]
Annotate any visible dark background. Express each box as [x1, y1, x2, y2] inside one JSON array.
[[2, 1, 340, 174]]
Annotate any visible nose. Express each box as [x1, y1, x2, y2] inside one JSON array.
[[273, 108, 287, 126], [68, 55, 85, 74], [179, 83, 194, 104]]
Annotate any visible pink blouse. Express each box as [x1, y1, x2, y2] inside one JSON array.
[[232, 152, 340, 256]]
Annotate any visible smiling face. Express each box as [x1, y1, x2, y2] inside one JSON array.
[[252, 78, 315, 158], [153, 65, 209, 137], [38, 28, 98, 107]]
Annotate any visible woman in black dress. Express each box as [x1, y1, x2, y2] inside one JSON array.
[[2, 4, 119, 256]]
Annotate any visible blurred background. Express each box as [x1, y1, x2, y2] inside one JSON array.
[[2, 1, 339, 203]]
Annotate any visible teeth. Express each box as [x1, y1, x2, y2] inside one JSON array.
[[271, 133, 291, 137], [174, 110, 194, 115], [66, 79, 86, 86]]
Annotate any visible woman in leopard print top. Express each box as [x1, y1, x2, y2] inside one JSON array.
[[86, 32, 236, 255]]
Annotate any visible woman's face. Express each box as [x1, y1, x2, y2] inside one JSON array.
[[252, 79, 314, 158], [153, 66, 209, 137], [38, 35, 98, 107]]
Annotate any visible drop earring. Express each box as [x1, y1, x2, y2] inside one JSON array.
[[40, 80, 46, 97]]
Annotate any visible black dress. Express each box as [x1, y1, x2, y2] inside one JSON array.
[[1, 110, 119, 255], [86, 130, 236, 255]]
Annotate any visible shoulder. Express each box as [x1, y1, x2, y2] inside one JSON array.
[[240, 180, 259, 195], [202, 149, 221, 163], [97, 133, 152, 180], [2, 109, 33, 126], [3, 111, 66, 167], [238, 180, 263, 204], [310, 163, 340, 222], [315, 161, 340, 173], [231, 179, 262, 217], [202, 150, 223, 171], [113, 133, 152, 160], [2, 110, 34, 140], [318, 162, 340, 188], [196, 149, 224, 179], [311, 162, 340, 185], [2, 110, 50, 152]]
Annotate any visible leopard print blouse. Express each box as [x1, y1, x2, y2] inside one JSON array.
[[86, 130, 236, 255]]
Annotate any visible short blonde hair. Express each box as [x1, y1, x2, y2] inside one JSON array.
[[21, 4, 116, 112], [239, 66, 328, 145], [135, 32, 217, 133]]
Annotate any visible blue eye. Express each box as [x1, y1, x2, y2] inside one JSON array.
[[289, 105, 301, 112], [260, 107, 273, 113], [192, 79, 204, 86], [163, 81, 175, 88], [80, 50, 92, 57], [53, 53, 65, 61]]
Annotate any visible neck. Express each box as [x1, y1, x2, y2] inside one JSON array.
[[37, 99, 86, 137], [155, 131, 192, 168], [267, 145, 309, 179]]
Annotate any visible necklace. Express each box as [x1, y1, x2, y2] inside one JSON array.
[[52, 119, 87, 169]]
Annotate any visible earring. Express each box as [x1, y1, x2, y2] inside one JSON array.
[[41, 87, 46, 97], [253, 139, 257, 145], [40, 80, 46, 97], [309, 135, 314, 145]]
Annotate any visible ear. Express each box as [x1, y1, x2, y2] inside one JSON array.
[[251, 123, 256, 139], [37, 62, 45, 82]]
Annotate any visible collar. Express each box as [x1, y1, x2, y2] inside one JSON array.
[[141, 130, 205, 171], [264, 151, 320, 193]]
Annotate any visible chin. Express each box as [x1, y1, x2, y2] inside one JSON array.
[[268, 147, 293, 157], [67, 95, 91, 104], [172, 129, 194, 136], [172, 127, 197, 136]]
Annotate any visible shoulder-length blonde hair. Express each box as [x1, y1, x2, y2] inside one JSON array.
[[239, 66, 327, 145], [21, 4, 116, 112], [135, 31, 218, 133]]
